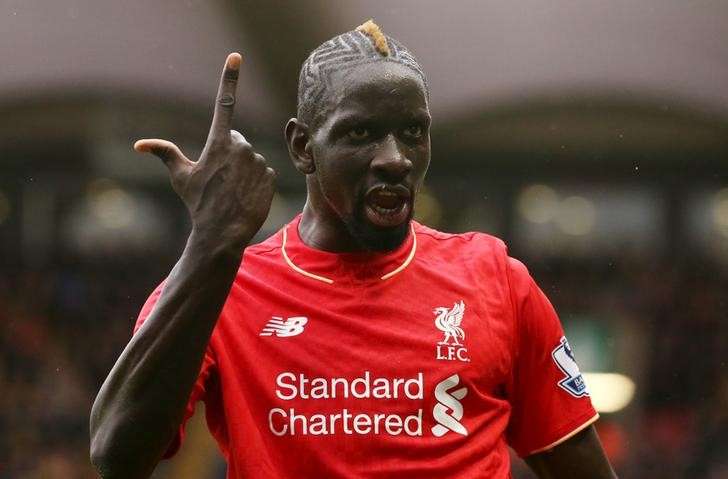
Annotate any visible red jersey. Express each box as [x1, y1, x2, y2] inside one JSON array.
[[133, 215, 597, 478]]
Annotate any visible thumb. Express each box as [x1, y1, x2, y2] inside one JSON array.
[[133, 139, 189, 173]]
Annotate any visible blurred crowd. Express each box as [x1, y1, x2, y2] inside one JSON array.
[[0, 253, 171, 478], [1, 241, 726, 478], [521, 255, 728, 479]]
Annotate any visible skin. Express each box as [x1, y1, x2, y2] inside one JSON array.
[[525, 426, 617, 478], [90, 52, 616, 478], [89, 54, 276, 478], [286, 61, 431, 252]]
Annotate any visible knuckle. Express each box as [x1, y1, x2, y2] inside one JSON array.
[[235, 141, 253, 155], [230, 129, 244, 140], [252, 153, 266, 167], [217, 93, 235, 107]]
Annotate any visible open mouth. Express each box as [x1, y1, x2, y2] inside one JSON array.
[[363, 185, 411, 228]]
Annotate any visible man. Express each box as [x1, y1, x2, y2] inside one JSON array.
[[90, 21, 616, 478]]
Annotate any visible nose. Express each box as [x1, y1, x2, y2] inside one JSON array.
[[370, 134, 412, 182]]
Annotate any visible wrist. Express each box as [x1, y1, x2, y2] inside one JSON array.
[[187, 227, 249, 264]]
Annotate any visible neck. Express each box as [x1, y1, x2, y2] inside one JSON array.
[[299, 200, 364, 253]]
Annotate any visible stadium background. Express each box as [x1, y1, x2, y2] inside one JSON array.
[[1, 1, 726, 477]]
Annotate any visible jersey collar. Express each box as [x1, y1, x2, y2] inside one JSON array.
[[281, 214, 417, 284]]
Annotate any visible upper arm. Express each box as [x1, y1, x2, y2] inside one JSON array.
[[504, 257, 598, 456], [525, 425, 617, 478], [501, 256, 615, 476]]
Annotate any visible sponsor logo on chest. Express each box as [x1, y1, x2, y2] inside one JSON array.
[[259, 305, 473, 439], [268, 371, 468, 438]]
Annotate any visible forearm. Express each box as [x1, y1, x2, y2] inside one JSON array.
[[89, 230, 244, 478], [525, 426, 617, 479]]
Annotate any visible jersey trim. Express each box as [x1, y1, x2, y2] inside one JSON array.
[[281, 222, 417, 284], [526, 412, 600, 456], [281, 225, 334, 284], [380, 223, 417, 280]]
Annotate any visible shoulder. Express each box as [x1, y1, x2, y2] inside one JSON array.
[[413, 222, 514, 280], [414, 222, 535, 290], [414, 221, 508, 260], [231, 228, 285, 281], [241, 228, 284, 259]]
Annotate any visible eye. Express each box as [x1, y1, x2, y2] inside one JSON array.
[[347, 127, 370, 141], [403, 124, 423, 138]]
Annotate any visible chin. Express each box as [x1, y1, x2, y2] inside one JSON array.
[[343, 211, 411, 252]]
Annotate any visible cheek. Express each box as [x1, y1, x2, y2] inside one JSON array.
[[316, 158, 351, 189], [317, 145, 372, 182], [313, 151, 367, 210], [412, 144, 431, 178]]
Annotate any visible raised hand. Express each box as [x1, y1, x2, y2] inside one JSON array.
[[134, 53, 276, 250]]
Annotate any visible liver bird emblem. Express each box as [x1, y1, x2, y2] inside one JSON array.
[[434, 301, 466, 345]]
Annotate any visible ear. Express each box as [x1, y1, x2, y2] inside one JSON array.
[[285, 118, 315, 175]]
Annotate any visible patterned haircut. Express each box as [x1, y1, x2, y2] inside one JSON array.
[[297, 20, 428, 128]]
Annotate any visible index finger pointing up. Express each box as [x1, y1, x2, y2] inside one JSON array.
[[209, 52, 242, 138]]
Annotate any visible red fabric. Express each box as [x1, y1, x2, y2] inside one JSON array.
[[132, 285, 219, 459], [132, 215, 596, 478], [504, 258, 598, 456]]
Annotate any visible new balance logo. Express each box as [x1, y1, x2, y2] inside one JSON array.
[[431, 374, 468, 437], [260, 317, 308, 337]]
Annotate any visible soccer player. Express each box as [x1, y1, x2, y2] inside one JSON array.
[[90, 21, 616, 478]]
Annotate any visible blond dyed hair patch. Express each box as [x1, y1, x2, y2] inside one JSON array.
[[356, 19, 391, 56]]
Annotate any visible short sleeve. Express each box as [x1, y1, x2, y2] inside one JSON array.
[[505, 258, 599, 457], [132, 282, 217, 459]]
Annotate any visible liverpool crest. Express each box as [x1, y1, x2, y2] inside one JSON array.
[[434, 301, 470, 362]]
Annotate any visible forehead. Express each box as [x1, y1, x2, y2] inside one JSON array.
[[324, 61, 429, 121]]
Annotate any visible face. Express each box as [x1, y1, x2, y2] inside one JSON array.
[[307, 61, 431, 251]]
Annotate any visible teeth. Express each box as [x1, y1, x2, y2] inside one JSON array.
[[373, 205, 392, 214], [367, 187, 408, 217], [371, 203, 402, 214]]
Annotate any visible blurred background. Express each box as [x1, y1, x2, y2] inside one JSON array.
[[1, 1, 727, 477]]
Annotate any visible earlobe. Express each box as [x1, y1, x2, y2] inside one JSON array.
[[285, 118, 316, 175]]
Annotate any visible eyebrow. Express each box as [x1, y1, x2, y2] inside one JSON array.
[[329, 112, 374, 127], [330, 109, 431, 129]]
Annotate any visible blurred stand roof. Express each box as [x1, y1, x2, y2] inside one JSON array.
[[0, 0, 727, 172], [0, 0, 276, 124]]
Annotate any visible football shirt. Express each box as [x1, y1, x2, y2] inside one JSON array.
[[134, 215, 597, 478]]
